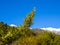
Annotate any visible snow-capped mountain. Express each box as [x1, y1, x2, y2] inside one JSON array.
[[9, 24, 60, 35], [41, 27, 60, 31], [10, 24, 17, 27], [41, 27, 60, 35]]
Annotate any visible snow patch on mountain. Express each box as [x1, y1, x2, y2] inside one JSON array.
[[10, 24, 17, 27], [41, 27, 60, 32]]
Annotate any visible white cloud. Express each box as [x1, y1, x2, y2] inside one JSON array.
[[41, 27, 60, 32], [10, 24, 17, 27]]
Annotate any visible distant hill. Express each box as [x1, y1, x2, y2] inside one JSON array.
[[31, 28, 60, 35]]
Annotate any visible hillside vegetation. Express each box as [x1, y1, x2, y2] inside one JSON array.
[[0, 9, 60, 45]]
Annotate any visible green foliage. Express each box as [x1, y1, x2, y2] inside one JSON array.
[[36, 31, 60, 45], [24, 10, 34, 27], [0, 22, 8, 37]]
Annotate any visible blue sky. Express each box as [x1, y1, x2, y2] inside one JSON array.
[[0, 0, 60, 28]]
